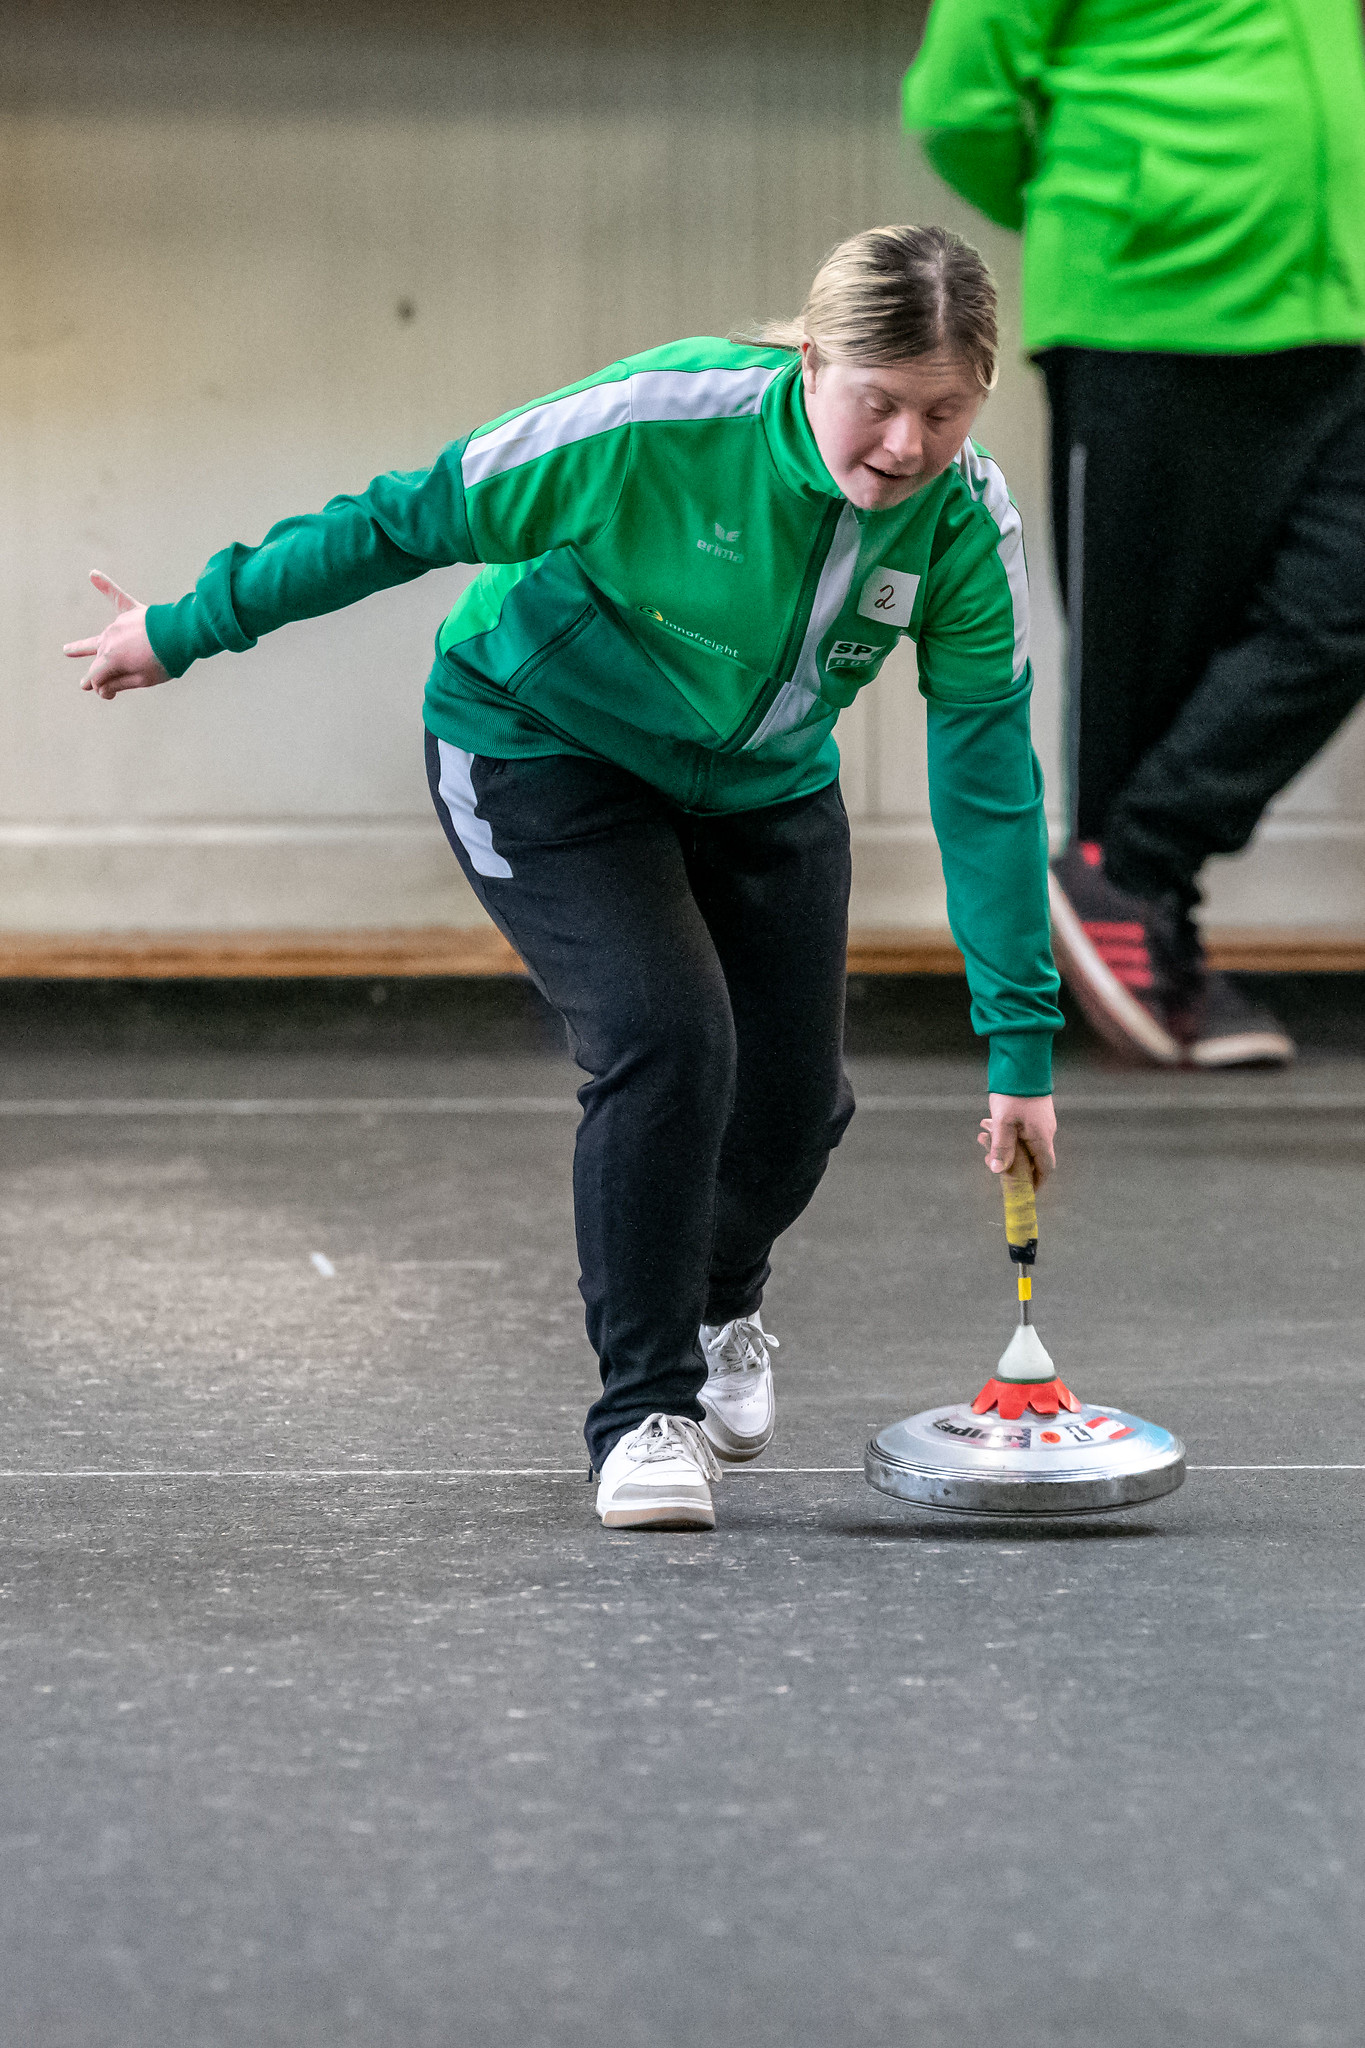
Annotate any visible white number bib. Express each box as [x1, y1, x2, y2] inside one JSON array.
[[857, 567, 920, 629]]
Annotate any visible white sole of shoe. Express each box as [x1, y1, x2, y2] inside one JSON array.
[[1190, 1030, 1295, 1069], [1048, 875, 1181, 1065], [699, 1405, 775, 1464], [599, 1497, 716, 1530]]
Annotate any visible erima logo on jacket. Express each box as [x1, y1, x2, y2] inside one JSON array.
[[697, 521, 744, 563]]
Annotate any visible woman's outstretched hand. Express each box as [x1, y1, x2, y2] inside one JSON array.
[[978, 1093, 1057, 1186], [64, 571, 168, 701]]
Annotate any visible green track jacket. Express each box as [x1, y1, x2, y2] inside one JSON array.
[[145, 338, 1062, 1094], [903, 0, 1365, 354]]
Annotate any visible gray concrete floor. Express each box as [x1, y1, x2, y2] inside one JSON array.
[[1, 981, 1363, 2047]]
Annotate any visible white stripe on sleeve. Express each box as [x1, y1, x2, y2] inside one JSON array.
[[626, 364, 780, 426], [462, 382, 632, 488], [959, 442, 1030, 683], [461, 362, 781, 488]]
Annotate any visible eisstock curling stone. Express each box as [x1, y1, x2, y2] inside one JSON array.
[[865, 1147, 1185, 1517]]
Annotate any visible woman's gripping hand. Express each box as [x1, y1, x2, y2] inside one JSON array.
[[64, 571, 168, 701], [978, 1093, 1057, 1187]]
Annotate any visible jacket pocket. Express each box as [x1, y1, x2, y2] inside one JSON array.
[[504, 605, 596, 699]]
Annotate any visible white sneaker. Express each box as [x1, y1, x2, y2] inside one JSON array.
[[595, 1413, 721, 1530], [698, 1312, 777, 1463]]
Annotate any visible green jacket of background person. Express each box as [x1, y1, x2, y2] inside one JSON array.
[[902, 0, 1365, 355]]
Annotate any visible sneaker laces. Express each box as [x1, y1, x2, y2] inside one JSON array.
[[706, 1315, 778, 1379], [628, 1413, 723, 1483]]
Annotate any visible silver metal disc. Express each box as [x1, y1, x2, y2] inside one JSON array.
[[865, 1401, 1185, 1516]]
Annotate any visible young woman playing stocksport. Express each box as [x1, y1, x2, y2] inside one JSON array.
[[66, 224, 1063, 1531]]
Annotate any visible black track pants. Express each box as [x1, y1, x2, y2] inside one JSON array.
[[1040, 345, 1365, 907], [425, 734, 855, 1468]]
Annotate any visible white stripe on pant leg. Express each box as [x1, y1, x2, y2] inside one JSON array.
[[436, 741, 513, 879]]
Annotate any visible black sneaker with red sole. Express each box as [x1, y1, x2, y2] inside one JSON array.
[[1048, 841, 1181, 1064], [1049, 841, 1294, 1069]]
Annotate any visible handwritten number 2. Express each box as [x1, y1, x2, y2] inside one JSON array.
[[874, 583, 896, 611]]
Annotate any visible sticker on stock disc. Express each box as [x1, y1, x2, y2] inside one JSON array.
[[933, 1409, 1139, 1452]]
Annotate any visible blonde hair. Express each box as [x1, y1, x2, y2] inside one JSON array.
[[749, 224, 998, 392]]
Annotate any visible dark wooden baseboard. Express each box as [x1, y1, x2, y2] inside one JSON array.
[[845, 932, 965, 974], [1, 926, 1363, 979], [0, 928, 525, 979], [1200, 932, 1365, 972]]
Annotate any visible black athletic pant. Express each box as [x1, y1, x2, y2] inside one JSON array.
[[1040, 345, 1365, 909], [425, 735, 855, 1469]]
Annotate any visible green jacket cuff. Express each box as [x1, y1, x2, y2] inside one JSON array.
[[987, 1030, 1054, 1098], [145, 597, 219, 680], [146, 549, 260, 680]]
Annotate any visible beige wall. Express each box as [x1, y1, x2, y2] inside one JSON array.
[[3, 0, 1361, 933]]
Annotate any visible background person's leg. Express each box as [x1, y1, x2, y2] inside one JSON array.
[[1040, 348, 1350, 847], [684, 781, 856, 1325], [425, 738, 735, 1471], [1040, 348, 1365, 1064], [1106, 399, 1365, 907]]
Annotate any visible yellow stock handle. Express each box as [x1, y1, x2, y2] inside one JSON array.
[[1001, 1148, 1038, 1254]]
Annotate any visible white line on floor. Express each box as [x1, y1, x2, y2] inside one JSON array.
[[1, 1092, 1363, 1117], [0, 1097, 580, 1118], [0, 1464, 1356, 1479], [0, 1467, 861, 1479]]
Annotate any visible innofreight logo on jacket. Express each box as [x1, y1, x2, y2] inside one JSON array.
[[697, 521, 744, 563]]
